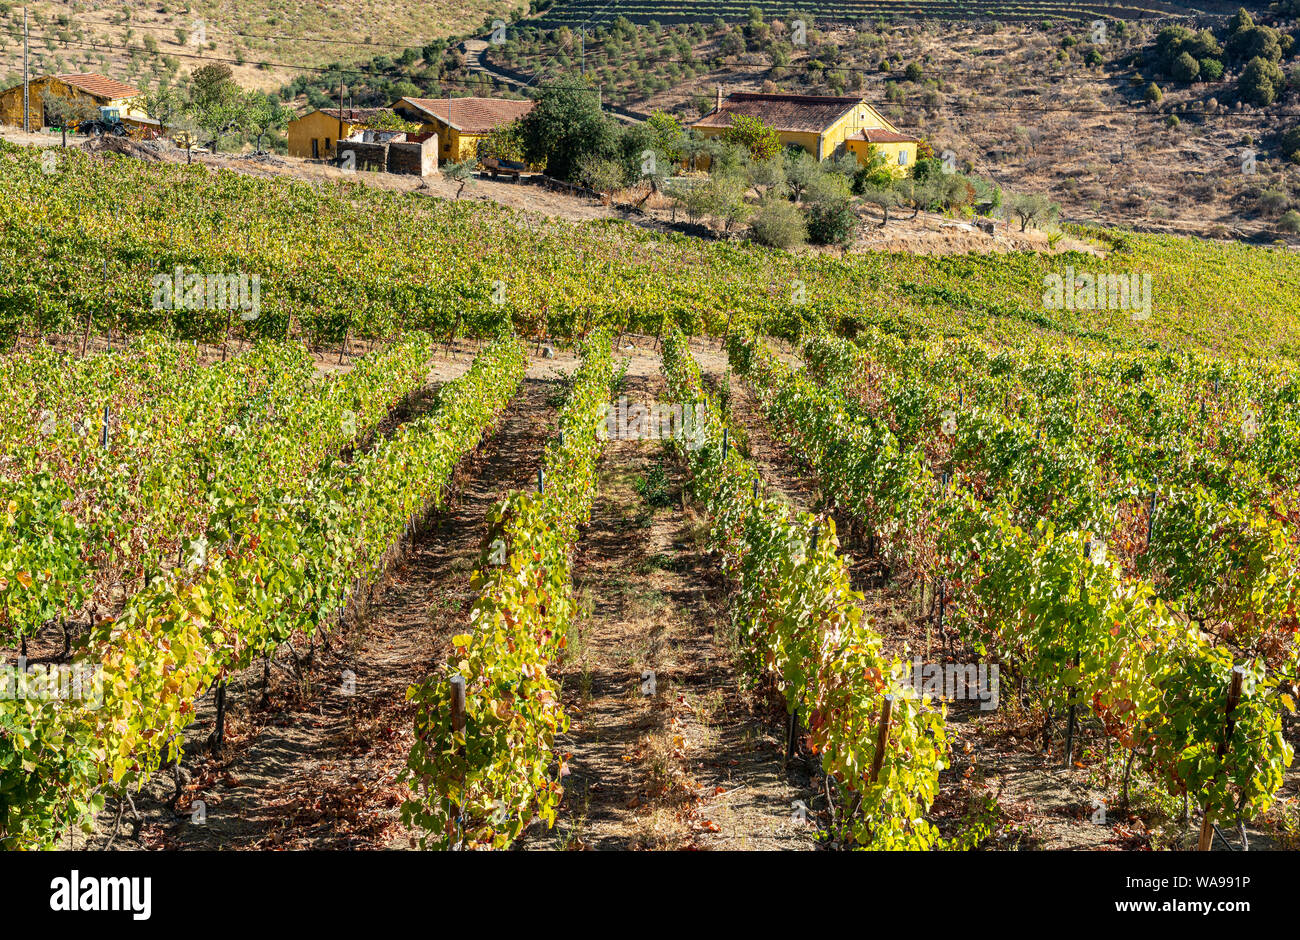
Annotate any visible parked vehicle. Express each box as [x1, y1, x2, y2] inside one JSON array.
[[479, 156, 527, 180]]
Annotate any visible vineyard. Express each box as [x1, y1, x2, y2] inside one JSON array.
[[0, 134, 1298, 854], [4, 143, 1300, 358]]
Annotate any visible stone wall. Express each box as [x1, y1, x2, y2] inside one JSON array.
[[339, 139, 388, 172], [387, 136, 436, 176]]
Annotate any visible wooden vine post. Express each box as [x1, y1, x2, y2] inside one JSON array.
[[449, 673, 467, 847], [1197, 666, 1244, 851], [338, 317, 351, 365], [785, 523, 822, 766], [1064, 538, 1089, 769], [212, 682, 227, 757], [869, 695, 895, 784], [1145, 474, 1159, 551], [449, 675, 467, 740]]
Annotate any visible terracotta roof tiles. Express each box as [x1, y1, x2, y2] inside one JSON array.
[[397, 96, 535, 134], [54, 73, 139, 100]]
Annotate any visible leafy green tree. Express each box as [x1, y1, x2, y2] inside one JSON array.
[[188, 63, 247, 153], [720, 113, 781, 162], [476, 120, 526, 162], [860, 184, 901, 227], [441, 157, 477, 199], [519, 83, 618, 181], [1282, 126, 1300, 163], [703, 171, 752, 234], [576, 154, 627, 193], [852, 145, 894, 193], [784, 148, 821, 202], [242, 91, 289, 152], [747, 155, 787, 199], [1227, 23, 1284, 63], [806, 197, 857, 245], [1008, 191, 1059, 232], [138, 84, 183, 129], [1172, 51, 1200, 82], [39, 86, 100, 130], [645, 110, 685, 163]]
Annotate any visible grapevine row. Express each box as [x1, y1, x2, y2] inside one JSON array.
[[661, 330, 949, 848], [730, 331, 1293, 830], [402, 332, 615, 849], [0, 335, 526, 849]]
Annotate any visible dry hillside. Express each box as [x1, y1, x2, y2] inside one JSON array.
[[0, 0, 525, 92]]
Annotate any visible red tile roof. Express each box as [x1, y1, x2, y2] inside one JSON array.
[[55, 73, 139, 101], [397, 96, 535, 134], [693, 93, 865, 134], [853, 128, 921, 144], [317, 107, 394, 123]]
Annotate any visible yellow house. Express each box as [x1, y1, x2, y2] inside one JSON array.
[[692, 91, 920, 173], [845, 128, 922, 175], [391, 96, 534, 163], [287, 107, 392, 159], [0, 73, 144, 129]]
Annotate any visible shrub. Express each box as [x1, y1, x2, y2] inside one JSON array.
[[1171, 51, 1200, 82], [576, 154, 627, 194], [1279, 209, 1300, 233], [1144, 82, 1163, 103], [1200, 57, 1225, 81], [749, 198, 808, 249], [1240, 56, 1285, 106], [806, 198, 857, 246], [1258, 189, 1291, 215], [1283, 127, 1300, 164]]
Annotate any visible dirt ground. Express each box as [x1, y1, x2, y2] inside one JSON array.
[[71, 337, 820, 851], [706, 350, 1300, 852], [74, 339, 563, 849], [29, 334, 1299, 851], [523, 338, 816, 850]]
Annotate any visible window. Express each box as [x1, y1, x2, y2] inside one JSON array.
[[325, 137, 331, 152], [898, 150, 909, 166]]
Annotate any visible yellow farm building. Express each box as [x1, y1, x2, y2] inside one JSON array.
[[286, 107, 395, 160], [392, 96, 535, 163], [0, 73, 146, 129], [692, 91, 920, 171]]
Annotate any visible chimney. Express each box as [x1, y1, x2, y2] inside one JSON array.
[[716, 84, 723, 112]]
